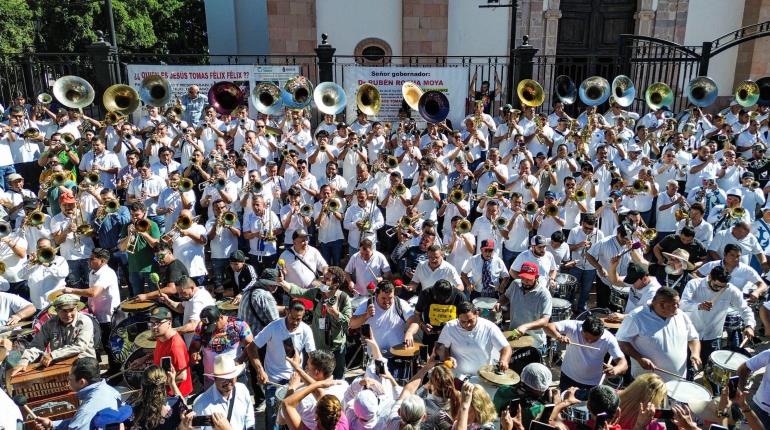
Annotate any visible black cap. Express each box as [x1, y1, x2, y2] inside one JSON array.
[[624, 263, 648, 284], [292, 229, 309, 240], [259, 268, 281, 287], [199, 306, 221, 335]]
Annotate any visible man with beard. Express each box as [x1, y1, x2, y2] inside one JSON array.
[[407, 244, 463, 294], [606, 258, 662, 320], [631, 248, 696, 295], [404, 279, 465, 351], [495, 262, 553, 351]]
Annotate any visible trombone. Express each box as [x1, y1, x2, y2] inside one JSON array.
[[299, 203, 314, 217], [178, 178, 194, 193], [94, 199, 120, 228], [455, 218, 472, 235], [216, 211, 238, 234], [449, 189, 465, 204], [27, 246, 60, 268], [323, 198, 341, 214], [199, 177, 227, 191], [126, 219, 152, 254], [161, 214, 198, 244]]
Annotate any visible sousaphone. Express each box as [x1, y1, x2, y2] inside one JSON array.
[[139, 74, 171, 107], [735, 80, 760, 107], [281, 75, 314, 109], [313, 82, 347, 115], [578, 76, 611, 106], [402, 82, 424, 111], [611, 75, 636, 107], [644, 82, 674, 111], [103, 84, 140, 116], [52, 76, 95, 109], [553, 75, 576, 105], [356, 83, 381, 116], [251, 82, 283, 115], [686, 76, 718, 108], [418, 90, 450, 123], [757, 77, 770, 107], [516, 79, 545, 107], [208, 81, 244, 115]]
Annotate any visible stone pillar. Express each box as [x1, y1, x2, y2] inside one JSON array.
[[402, 0, 448, 56], [634, 10, 656, 37], [86, 31, 119, 95], [542, 8, 562, 56]]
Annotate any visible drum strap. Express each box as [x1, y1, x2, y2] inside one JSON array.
[[289, 248, 321, 280]]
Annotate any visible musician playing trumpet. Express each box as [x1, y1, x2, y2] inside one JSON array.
[[409, 169, 441, 222], [118, 202, 161, 297], [474, 149, 508, 193], [506, 159, 539, 203], [378, 172, 412, 254], [559, 177, 589, 231], [207, 200, 241, 294], [707, 188, 751, 231], [343, 188, 383, 255], [314, 185, 346, 266], [280, 187, 311, 247]]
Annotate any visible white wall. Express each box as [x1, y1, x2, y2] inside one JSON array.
[[315, 0, 402, 56], [683, 0, 745, 95], [448, 0, 510, 56]]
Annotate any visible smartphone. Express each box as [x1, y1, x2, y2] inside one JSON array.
[[283, 337, 296, 359], [654, 409, 674, 420], [529, 422, 558, 430], [540, 404, 555, 422], [594, 412, 608, 430], [375, 359, 386, 376], [728, 375, 740, 399], [360, 324, 371, 339], [191, 416, 213, 427], [508, 398, 522, 415], [367, 295, 374, 306], [161, 356, 172, 372], [419, 344, 429, 363], [709, 426, 728, 430]]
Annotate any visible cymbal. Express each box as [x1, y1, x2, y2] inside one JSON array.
[[216, 300, 239, 311], [600, 317, 622, 330], [120, 299, 156, 312], [503, 331, 535, 348], [47, 289, 65, 303], [47, 301, 86, 316], [389, 342, 424, 357], [478, 364, 520, 386], [0, 321, 32, 331], [133, 330, 157, 349]]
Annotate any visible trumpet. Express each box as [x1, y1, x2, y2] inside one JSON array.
[[325, 198, 341, 213], [28, 246, 60, 267], [126, 218, 151, 254], [449, 189, 465, 204], [0, 221, 11, 237], [161, 214, 197, 244], [631, 179, 647, 194], [23, 128, 41, 139], [178, 178, 194, 193], [640, 228, 657, 242], [731, 207, 746, 219], [674, 208, 689, 222], [393, 183, 407, 196], [249, 180, 264, 194], [299, 203, 313, 217], [545, 204, 559, 217], [385, 156, 399, 170], [486, 184, 499, 198], [494, 216, 508, 230], [424, 175, 436, 188], [61, 133, 76, 146], [84, 170, 101, 185], [525, 201, 539, 215], [456, 218, 472, 234], [95, 198, 120, 224], [23, 209, 46, 228], [199, 177, 227, 191], [573, 189, 587, 201], [219, 211, 237, 226]]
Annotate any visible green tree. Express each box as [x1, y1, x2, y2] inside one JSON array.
[[0, 0, 35, 53]]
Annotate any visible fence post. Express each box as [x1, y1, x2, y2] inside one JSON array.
[[315, 33, 336, 83], [512, 35, 538, 109], [699, 41, 712, 76], [86, 31, 118, 94], [21, 48, 36, 98]]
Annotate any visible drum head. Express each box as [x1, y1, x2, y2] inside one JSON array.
[[121, 348, 152, 389], [666, 380, 711, 404], [510, 346, 543, 375], [710, 350, 749, 371], [109, 312, 151, 362], [134, 330, 157, 349], [119, 300, 156, 312], [552, 298, 572, 310], [390, 343, 423, 357], [473, 297, 498, 310], [556, 273, 577, 285]]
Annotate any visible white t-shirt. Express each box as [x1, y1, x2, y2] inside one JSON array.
[[568, 226, 605, 271], [88, 264, 120, 323], [511, 250, 558, 279], [344, 251, 391, 296], [279, 246, 328, 289], [745, 349, 770, 414], [463, 254, 508, 293], [172, 224, 208, 277], [615, 305, 698, 381], [0, 292, 32, 325], [436, 318, 509, 376], [205, 218, 240, 259], [696, 260, 762, 294], [353, 298, 414, 353], [553, 319, 625, 385], [708, 229, 762, 265], [182, 288, 215, 345], [680, 278, 755, 341], [411, 260, 462, 290], [49, 212, 95, 260], [254, 318, 316, 383]]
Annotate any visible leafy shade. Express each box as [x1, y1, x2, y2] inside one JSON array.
[[0, 0, 35, 53]]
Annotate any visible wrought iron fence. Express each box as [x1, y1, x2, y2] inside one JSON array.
[[532, 55, 621, 116]]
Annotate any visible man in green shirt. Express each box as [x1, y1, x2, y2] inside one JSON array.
[[277, 265, 351, 379], [118, 201, 161, 297]]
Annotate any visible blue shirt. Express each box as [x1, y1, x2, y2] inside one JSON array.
[[182, 94, 206, 127], [92, 205, 131, 250], [54, 379, 122, 430]]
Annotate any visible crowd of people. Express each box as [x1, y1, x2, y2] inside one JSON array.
[[0, 77, 769, 430]]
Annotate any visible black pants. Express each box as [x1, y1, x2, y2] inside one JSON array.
[[100, 322, 120, 373], [596, 278, 611, 309], [247, 345, 267, 405]]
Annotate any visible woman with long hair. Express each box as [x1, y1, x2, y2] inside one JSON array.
[[129, 366, 185, 430], [427, 364, 461, 421], [281, 379, 348, 430], [617, 373, 667, 430], [455, 382, 498, 430]]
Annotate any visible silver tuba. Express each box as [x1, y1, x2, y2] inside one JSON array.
[[313, 82, 347, 115], [53, 76, 95, 109], [252, 82, 284, 115], [139, 74, 171, 107]]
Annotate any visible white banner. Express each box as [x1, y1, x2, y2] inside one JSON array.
[[342, 66, 469, 128], [125, 64, 301, 117]]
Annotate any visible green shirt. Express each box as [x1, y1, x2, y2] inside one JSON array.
[[120, 219, 161, 272], [46, 179, 76, 216], [288, 284, 352, 350]]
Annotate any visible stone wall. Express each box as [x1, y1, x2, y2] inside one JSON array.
[[266, 0, 317, 54], [402, 0, 449, 56]]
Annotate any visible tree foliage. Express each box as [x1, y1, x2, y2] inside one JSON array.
[[7, 0, 207, 54]]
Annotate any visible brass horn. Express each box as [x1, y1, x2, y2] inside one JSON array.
[[252, 82, 284, 115], [611, 75, 636, 107], [281, 75, 314, 109], [686, 76, 718, 108], [645, 82, 673, 111], [37, 92, 53, 105], [554, 75, 577, 105], [735, 80, 760, 107], [757, 77, 770, 107], [402, 82, 424, 111], [300, 203, 314, 217], [208, 81, 244, 115], [327, 198, 341, 213], [449, 189, 465, 204], [579, 76, 611, 106], [53, 76, 95, 109], [37, 246, 59, 264], [517, 79, 545, 107], [178, 178, 194, 193], [103, 84, 140, 115], [139, 74, 171, 107], [313, 82, 347, 115], [418, 91, 450, 123], [356, 83, 381, 116], [456, 218, 472, 234]]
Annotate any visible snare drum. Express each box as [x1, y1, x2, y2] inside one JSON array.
[[723, 310, 743, 332], [121, 347, 153, 389], [473, 297, 501, 325], [551, 298, 573, 322], [609, 286, 629, 311], [706, 350, 749, 387], [553, 273, 577, 299], [665, 380, 711, 407], [110, 312, 151, 363]]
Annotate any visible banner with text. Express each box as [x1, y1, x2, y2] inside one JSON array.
[[342, 66, 468, 128], [125, 64, 301, 117]]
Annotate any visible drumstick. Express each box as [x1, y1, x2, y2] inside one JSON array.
[[365, 263, 379, 280], [12, 395, 37, 420], [106, 368, 130, 380], [568, 342, 601, 351], [598, 357, 612, 386], [654, 367, 687, 380]]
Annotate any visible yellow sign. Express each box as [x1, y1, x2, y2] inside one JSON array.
[[428, 304, 457, 326]]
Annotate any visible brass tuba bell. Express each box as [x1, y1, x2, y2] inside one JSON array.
[[53, 76, 95, 109], [578, 76, 611, 106], [313, 82, 347, 115], [402, 82, 424, 111], [686, 76, 718, 108], [611, 75, 636, 107], [757, 77, 770, 107], [735, 80, 760, 107], [139, 74, 171, 107], [208, 81, 244, 115], [644, 82, 673, 111], [281, 75, 314, 109], [553, 75, 576, 105], [517, 79, 545, 107], [252, 82, 283, 116], [103, 84, 140, 116], [37, 92, 53, 105], [356, 83, 381, 116], [418, 90, 450, 123]]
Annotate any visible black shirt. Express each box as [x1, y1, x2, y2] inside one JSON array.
[[154, 259, 190, 287], [657, 234, 708, 265], [648, 263, 692, 293], [414, 287, 465, 332]]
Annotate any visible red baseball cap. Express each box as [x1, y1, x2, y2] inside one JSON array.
[[481, 239, 495, 250], [519, 262, 540, 281], [59, 193, 76, 205]]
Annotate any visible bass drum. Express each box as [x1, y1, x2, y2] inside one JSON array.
[[121, 347, 154, 389], [110, 311, 151, 363]]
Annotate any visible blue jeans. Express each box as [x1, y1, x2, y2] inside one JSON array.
[[0, 165, 16, 191], [319, 239, 344, 267], [750, 398, 770, 430], [66, 259, 90, 290], [128, 272, 158, 297], [569, 266, 597, 312], [265, 378, 289, 430], [210, 258, 230, 291], [502, 248, 522, 269], [148, 214, 165, 232]]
